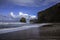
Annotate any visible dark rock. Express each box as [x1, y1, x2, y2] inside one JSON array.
[[38, 3, 60, 23]]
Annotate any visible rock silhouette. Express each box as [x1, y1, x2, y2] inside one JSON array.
[[38, 3, 60, 23]]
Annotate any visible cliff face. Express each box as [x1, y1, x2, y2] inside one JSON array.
[[38, 3, 60, 23]]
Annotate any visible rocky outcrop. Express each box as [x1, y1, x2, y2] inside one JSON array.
[[38, 3, 60, 23]]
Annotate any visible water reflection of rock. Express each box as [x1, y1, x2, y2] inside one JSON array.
[[39, 23, 60, 40]]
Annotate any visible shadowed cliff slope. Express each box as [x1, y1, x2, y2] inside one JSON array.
[[38, 3, 60, 23]]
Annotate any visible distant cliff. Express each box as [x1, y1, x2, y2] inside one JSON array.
[[38, 3, 60, 23]]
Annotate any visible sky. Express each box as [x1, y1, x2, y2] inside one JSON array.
[[0, 0, 60, 18]]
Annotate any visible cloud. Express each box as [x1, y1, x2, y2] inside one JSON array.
[[10, 12, 29, 18], [8, 0, 60, 7], [10, 12, 37, 19], [10, 12, 19, 18], [10, 12, 16, 18], [9, 0, 35, 7], [30, 15, 37, 19], [41, 0, 60, 6], [19, 12, 37, 19], [19, 12, 29, 18]]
